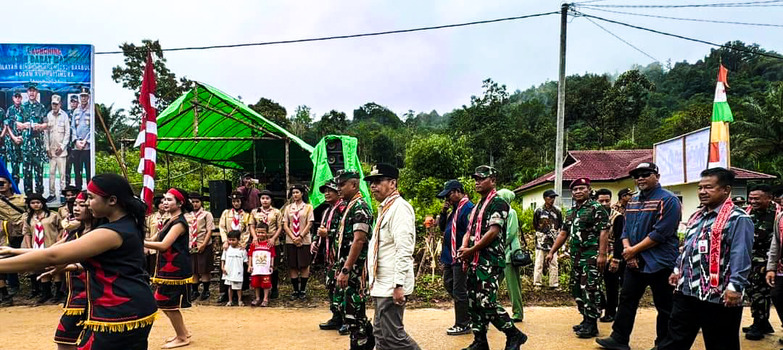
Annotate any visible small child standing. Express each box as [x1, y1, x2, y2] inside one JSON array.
[[249, 223, 275, 307], [221, 230, 247, 306]]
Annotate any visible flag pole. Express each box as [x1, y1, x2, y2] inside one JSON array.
[[95, 105, 128, 179]]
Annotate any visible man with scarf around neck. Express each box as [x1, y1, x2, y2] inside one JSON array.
[[597, 162, 681, 350], [218, 191, 251, 303], [457, 165, 527, 350], [742, 184, 780, 340], [187, 193, 215, 302], [436, 179, 474, 336], [250, 189, 284, 299], [317, 179, 349, 333], [333, 170, 375, 350], [546, 178, 609, 339], [366, 164, 420, 350], [656, 168, 753, 350]]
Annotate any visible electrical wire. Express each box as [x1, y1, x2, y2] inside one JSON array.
[[95, 11, 558, 55], [575, 11, 783, 60], [582, 16, 660, 62], [578, 7, 783, 27], [581, 0, 783, 8]]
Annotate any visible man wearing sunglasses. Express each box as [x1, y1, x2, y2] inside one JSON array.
[[597, 162, 682, 350]]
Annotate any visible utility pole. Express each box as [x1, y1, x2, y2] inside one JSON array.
[[554, 3, 569, 205]]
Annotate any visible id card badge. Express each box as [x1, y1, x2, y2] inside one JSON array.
[[698, 240, 708, 254]]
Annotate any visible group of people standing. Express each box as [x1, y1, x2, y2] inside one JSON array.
[[0, 84, 92, 199]]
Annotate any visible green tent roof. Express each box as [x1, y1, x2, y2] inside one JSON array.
[[156, 82, 313, 174]]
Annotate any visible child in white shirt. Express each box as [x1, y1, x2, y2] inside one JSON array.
[[221, 230, 247, 306]]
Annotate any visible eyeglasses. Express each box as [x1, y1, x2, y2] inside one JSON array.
[[0, 181, 6, 186], [633, 172, 654, 179]]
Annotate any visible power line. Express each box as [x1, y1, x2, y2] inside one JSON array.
[[579, 7, 783, 27], [95, 11, 558, 55], [582, 0, 783, 8], [575, 11, 783, 60], [582, 16, 660, 62]]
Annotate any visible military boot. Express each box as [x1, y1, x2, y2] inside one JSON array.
[[504, 327, 528, 350], [576, 317, 599, 338], [461, 332, 490, 350], [573, 315, 587, 332]]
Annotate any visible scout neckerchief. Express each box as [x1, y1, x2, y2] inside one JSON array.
[[370, 191, 400, 290], [336, 192, 364, 259], [156, 212, 165, 234], [320, 199, 344, 265], [466, 189, 498, 268], [231, 208, 244, 231], [288, 201, 306, 237], [32, 212, 46, 249], [256, 206, 272, 225], [706, 197, 734, 289], [189, 208, 207, 249], [450, 197, 470, 261]]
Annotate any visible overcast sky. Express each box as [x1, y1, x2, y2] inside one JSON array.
[[7, 0, 782, 120]]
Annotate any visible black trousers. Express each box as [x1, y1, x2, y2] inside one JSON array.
[[603, 261, 625, 317], [772, 275, 783, 326], [72, 149, 90, 189], [443, 263, 469, 328], [64, 149, 75, 186], [610, 268, 673, 345], [657, 293, 743, 350]]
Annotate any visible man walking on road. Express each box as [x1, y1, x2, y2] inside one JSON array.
[[533, 190, 562, 288], [597, 162, 681, 350]]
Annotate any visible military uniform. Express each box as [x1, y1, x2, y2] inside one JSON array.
[[4, 104, 24, 182], [745, 205, 778, 328], [21, 99, 48, 194], [563, 199, 609, 320], [333, 189, 373, 349], [322, 199, 346, 324]]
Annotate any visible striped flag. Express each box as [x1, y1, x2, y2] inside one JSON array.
[[708, 64, 733, 169], [134, 52, 158, 214]]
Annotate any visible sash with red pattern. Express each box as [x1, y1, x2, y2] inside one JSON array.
[[466, 189, 498, 268]]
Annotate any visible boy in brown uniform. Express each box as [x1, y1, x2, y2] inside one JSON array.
[[188, 193, 215, 301]]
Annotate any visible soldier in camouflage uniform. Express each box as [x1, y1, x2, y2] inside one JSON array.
[[333, 170, 375, 350], [317, 179, 348, 334], [20, 84, 48, 194], [457, 165, 527, 350], [3, 91, 24, 183], [546, 177, 609, 338], [743, 184, 778, 340]]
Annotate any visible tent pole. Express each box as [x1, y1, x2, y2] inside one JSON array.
[[252, 129, 257, 177], [285, 138, 290, 191]]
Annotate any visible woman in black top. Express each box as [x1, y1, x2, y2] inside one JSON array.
[[145, 188, 194, 349], [0, 173, 157, 350]]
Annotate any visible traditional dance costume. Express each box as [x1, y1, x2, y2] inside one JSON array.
[[152, 215, 194, 310], [54, 228, 87, 346]]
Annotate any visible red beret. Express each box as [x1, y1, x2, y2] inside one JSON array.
[[570, 178, 591, 189]]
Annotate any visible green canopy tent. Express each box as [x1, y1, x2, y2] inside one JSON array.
[[155, 82, 314, 189]]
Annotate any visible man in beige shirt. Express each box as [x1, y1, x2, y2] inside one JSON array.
[[43, 95, 70, 201]]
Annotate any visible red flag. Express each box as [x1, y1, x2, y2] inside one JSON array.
[[717, 64, 729, 88], [135, 52, 158, 214]]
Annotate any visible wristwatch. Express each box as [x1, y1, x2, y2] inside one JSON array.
[[341, 267, 350, 275]]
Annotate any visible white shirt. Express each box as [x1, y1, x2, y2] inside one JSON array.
[[251, 246, 273, 275], [221, 246, 247, 282], [368, 195, 416, 297]]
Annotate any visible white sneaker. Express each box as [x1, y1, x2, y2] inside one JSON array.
[[225, 301, 233, 307], [237, 301, 245, 307]]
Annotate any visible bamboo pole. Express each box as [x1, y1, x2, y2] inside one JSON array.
[[94, 105, 128, 179]]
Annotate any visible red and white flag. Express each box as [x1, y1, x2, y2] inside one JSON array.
[[134, 52, 158, 214]]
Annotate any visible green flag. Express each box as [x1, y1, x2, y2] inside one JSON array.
[[309, 135, 372, 210]]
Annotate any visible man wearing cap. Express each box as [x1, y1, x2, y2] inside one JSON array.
[[366, 164, 420, 350], [188, 193, 215, 302], [533, 189, 563, 288], [595, 189, 625, 323], [20, 83, 48, 194], [732, 196, 747, 208], [333, 169, 375, 349], [70, 87, 91, 190], [546, 177, 609, 338], [250, 189, 284, 299], [436, 179, 474, 335], [597, 162, 681, 350], [44, 95, 70, 201], [316, 179, 348, 333], [3, 91, 24, 183], [237, 173, 261, 212], [457, 165, 527, 350]]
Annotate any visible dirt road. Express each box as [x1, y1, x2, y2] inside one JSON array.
[[0, 305, 778, 349]]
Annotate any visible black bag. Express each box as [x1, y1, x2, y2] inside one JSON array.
[[510, 233, 534, 267]]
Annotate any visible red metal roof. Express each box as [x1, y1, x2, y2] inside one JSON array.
[[514, 149, 775, 193]]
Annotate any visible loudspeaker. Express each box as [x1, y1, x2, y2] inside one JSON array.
[[326, 138, 344, 174], [208, 180, 232, 218]]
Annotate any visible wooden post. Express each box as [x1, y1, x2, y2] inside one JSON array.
[[94, 105, 128, 179], [285, 138, 290, 191]]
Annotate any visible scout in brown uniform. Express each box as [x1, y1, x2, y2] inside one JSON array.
[[0, 171, 25, 298], [22, 193, 62, 304], [250, 189, 284, 298], [187, 192, 215, 301], [282, 185, 314, 300], [218, 191, 251, 302], [144, 196, 169, 276]]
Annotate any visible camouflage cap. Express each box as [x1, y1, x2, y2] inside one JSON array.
[[319, 179, 340, 193], [472, 165, 498, 179], [334, 169, 360, 183], [570, 177, 591, 189]]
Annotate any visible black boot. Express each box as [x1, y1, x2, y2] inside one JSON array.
[[573, 315, 587, 332], [37, 281, 53, 305], [299, 277, 309, 299], [320, 313, 343, 330], [461, 331, 490, 350], [576, 317, 599, 338], [200, 281, 211, 301], [338, 324, 350, 335], [746, 318, 772, 340], [28, 276, 40, 298], [190, 283, 201, 301], [290, 277, 300, 301], [504, 327, 528, 350]]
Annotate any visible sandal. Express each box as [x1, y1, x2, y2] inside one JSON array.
[[261, 300, 268, 307], [251, 299, 260, 307]]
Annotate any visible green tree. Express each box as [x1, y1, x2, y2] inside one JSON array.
[[313, 110, 349, 138], [352, 102, 402, 127], [248, 97, 288, 128], [734, 82, 783, 183], [450, 78, 510, 166], [94, 103, 134, 154]]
